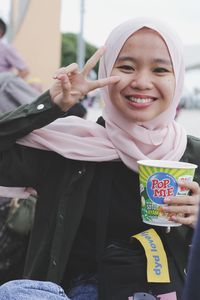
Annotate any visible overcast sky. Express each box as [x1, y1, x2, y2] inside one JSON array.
[[0, 0, 200, 47], [60, 0, 200, 47]]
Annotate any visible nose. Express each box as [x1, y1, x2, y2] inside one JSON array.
[[130, 70, 153, 90]]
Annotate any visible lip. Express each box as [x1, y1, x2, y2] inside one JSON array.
[[125, 94, 157, 108], [125, 93, 157, 100]]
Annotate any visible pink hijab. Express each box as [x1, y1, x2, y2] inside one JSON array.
[[16, 18, 186, 173]]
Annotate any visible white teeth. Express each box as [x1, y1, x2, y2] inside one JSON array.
[[128, 97, 153, 103]]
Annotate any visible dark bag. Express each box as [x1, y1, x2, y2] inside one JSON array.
[[98, 240, 183, 300]]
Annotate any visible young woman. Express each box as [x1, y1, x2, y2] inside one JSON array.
[[0, 17, 200, 300]]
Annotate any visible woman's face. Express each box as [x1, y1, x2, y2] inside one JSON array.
[[109, 28, 175, 123]]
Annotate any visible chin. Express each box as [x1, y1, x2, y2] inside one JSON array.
[[127, 114, 154, 123]]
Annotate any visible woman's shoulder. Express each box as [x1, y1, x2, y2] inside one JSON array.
[[184, 135, 200, 183], [182, 134, 200, 167], [186, 135, 200, 155], [187, 134, 200, 143]]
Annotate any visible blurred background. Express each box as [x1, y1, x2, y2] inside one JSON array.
[[0, 0, 200, 135]]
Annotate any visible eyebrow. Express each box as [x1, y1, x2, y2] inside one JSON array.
[[116, 56, 172, 66], [154, 58, 172, 66]]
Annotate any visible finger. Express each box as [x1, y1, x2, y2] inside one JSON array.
[[56, 74, 71, 97], [164, 195, 199, 205], [179, 180, 200, 194], [53, 63, 79, 78], [81, 46, 106, 77], [170, 214, 195, 227], [87, 75, 120, 91], [70, 90, 84, 99], [64, 63, 79, 75], [162, 204, 197, 215]]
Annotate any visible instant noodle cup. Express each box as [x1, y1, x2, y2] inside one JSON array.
[[137, 160, 197, 227]]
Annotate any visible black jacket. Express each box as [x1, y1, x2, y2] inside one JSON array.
[[0, 91, 200, 285]]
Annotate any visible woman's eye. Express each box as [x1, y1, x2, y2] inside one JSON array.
[[154, 67, 169, 73], [117, 65, 135, 72]]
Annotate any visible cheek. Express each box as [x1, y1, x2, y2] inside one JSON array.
[[110, 73, 133, 93], [108, 80, 123, 98], [168, 75, 176, 92], [170, 80, 176, 99], [162, 78, 175, 100], [108, 84, 118, 102], [115, 79, 127, 92]]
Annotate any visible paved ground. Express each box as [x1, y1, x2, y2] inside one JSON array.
[[87, 106, 200, 138]]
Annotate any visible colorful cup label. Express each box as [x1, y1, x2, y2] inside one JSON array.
[[139, 164, 195, 226]]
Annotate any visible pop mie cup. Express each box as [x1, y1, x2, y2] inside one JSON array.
[[137, 160, 197, 227]]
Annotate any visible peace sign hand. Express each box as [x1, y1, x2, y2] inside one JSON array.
[[50, 47, 120, 112]]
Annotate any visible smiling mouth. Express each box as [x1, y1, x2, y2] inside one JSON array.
[[126, 96, 155, 104]]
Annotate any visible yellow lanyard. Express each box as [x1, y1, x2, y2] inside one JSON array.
[[132, 228, 170, 283]]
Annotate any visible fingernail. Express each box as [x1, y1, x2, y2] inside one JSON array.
[[111, 76, 120, 82], [164, 197, 171, 203], [170, 215, 177, 221], [162, 206, 168, 211]]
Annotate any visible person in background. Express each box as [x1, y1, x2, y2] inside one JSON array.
[[0, 17, 200, 300], [0, 71, 40, 113], [0, 18, 29, 79]]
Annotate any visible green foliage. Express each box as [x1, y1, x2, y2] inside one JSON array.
[[61, 32, 98, 74]]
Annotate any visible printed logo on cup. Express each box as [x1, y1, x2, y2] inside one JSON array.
[[146, 172, 178, 204]]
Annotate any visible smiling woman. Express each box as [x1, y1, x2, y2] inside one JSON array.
[[0, 17, 200, 300]]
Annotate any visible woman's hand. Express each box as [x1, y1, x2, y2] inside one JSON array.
[[50, 47, 120, 112], [162, 181, 200, 228]]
